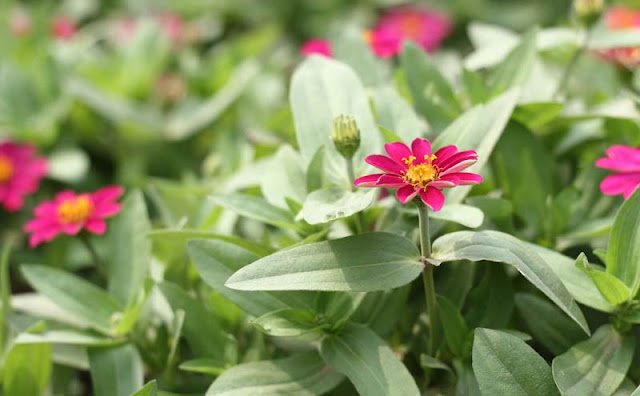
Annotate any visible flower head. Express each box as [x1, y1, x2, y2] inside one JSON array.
[[0, 141, 47, 212], [354, 138, 482, 211], [595, 7, 640, 67], [24, 186, 124, 247], [595, 145, 640, 199], [301, 39, 332, 57], [51, 16, 76, 40], [332, 115, 361, 160], [367, 7, 452, 58]]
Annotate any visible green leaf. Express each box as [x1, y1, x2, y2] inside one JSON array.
[[454, 360, 482, 396], [158, 282, 235, 361], [331, 26, 387, 87], [302, 187, 375, 224], [473, 328, 559, 396], [206, 351, 343, 396], [21, 265, 122, 334], [130, 380, 157, 396], [527, 242, 614, 313], [209, 193, 302, 232], [225, 232, 422, 292], [111, 279, 153, 336], [320, 323, 420, 396], [373, 85, 424, 143], [420, 354, 453, 374], [179, 359, 226, 376], [148, 229, 273, 257], [575, 253, 632, 306], [106, 190, 151, 304], [589, 27, 640, 49], [515, 293, 588, 355], [513, 102, 564, 129], [400, 42, 461, 131], [306, 146, 325, 193], [437, 295, 470, 358], [434, 88, 520, 205], [15, 329, 124, 346], [89, 344, 144, 396], [3, 335, 52, 396], [466, 265, 514, 329], [251, 308, 324, 338], [289, 56, 382, 187], [261, 145, 307, 209], [606, 188, 640, 296], [462, 68, 488, 104], [430, 231, 589, 334], [552, 325, 635, 396], [489, 28, 538, 96], [429, 203, 484, 228], [188, 239, 316, 316]]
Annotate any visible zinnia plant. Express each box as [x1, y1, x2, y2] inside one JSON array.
[[0, 141, 47, 212], [596, 145, 640, 199], [24, 185, 124, 247]]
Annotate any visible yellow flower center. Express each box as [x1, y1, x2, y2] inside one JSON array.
[[0, 155, 14, 183], [57, 196, 94, 224], [402, 154, 439, 190]]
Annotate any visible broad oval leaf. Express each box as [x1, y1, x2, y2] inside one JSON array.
[[606, 188, 640, 296], [473, 328, 559, 396], [21, 265, 122, 334], [225, 232, 422, 292], [302, 187, 375, 225], [320, 323, 420, 396], [430, 203, 484, 228], [206, 351, 343, 396], [552, 325, 635, 396], [89, 344, 143, 396], [430, 230, 589, 334]]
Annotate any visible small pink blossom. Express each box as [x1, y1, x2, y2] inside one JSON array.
[[9, 10, 31, 37], [595, 145, 640, 199], [367, 7, 452, 58], [595, 7, 640, 67], [0, 141, 47, 212], [24, 186, 124, 247], [301, 39, 332, 57], [113, 13, 183, 47], [354, 138, 482, 211], [51, 16, 76, 40]]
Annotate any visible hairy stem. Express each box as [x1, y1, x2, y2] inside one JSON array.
[[417, 203, 437, 356]]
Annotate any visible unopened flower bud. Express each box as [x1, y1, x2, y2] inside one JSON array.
[[331, 115, 360, 160], [574, 0, 604, 26]]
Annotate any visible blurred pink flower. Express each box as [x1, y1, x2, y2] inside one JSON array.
[[51, 16, 77, 40], [113, 13, 183, 47], [354, 138, 482, 211], [0, 141, 47, 212], [595, 7, 640, 67], [301, 39, 332, 57], [596, 145, 640, 199], [9, 10, 31, 37], [24, 186, 124, 247], [367, 7, 452, 58]]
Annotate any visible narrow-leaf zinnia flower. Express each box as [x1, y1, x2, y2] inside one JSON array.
[[595, 145, 640, 199], [354, 138, 482, 211], [0, 140, 47, 212]]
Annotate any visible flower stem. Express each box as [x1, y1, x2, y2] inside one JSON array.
[[346, 158, 364, 234], [0, 241, 12, 355], [553, 28, 592, 99], [79, 234, 106, 278], [417, 203, 437, 355]]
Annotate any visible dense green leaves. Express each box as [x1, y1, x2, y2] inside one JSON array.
[[206, 351, 344, 396], [606, 188, 640, 296], [320, 323, 420, 396], [473, 328, 559, 396], [552, 325, 635, 396], [225, 232, 422, 291], [430, 230, 589, 334]]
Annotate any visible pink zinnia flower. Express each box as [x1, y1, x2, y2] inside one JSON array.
[[24, 186, 124, 247], [0, 141, 47, 212], [354, 138, 482, 211], [367, 7, 452, 58], [595, 145, 640, 199], [301, 39, 332, 57], [51, 16, 76, 40]]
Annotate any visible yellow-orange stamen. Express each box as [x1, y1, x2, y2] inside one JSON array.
[[57, 196, 94, 224], [402, 154, 439, 190], [0, 155, 14, 183]]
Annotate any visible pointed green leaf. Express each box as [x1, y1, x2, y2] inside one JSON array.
[[437, 295, 470, 358], [89, 344, 143, 396], [3, 335, 52, 396], [320, 323, 420, 396], [225, 232, 422, 292], [606, 188, 640, 296], [302, 187, 375, 224], [473, 328, 559, 396], [552, 325, 635, 396], [575, 253, 631, 306], [209, 193, 302, 232], [130, 380, 157, 396], [251, 308, 324, 338], [489, 28, 538, 96]]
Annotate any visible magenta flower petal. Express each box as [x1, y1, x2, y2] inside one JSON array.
[[437, 150, 478, 171], [396, 185, 418, 203], [0, 140, 47, 212], [411, 138, 432, 163], [420, 187, 444, 211], [365, 154, 406, 174], [375, 174, 407, 188], [442, 172, 483, 185], [440, 159, 478, 175], [384, 142, 412, 164], [85, 219, 107, 234], [91, 185, 125, 205], [301, 39, 332, 57], [601, 172, 640, 196], [354, 174, 385, 187], [597, 145, 640, 200], [434, 145, 458, 162]]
